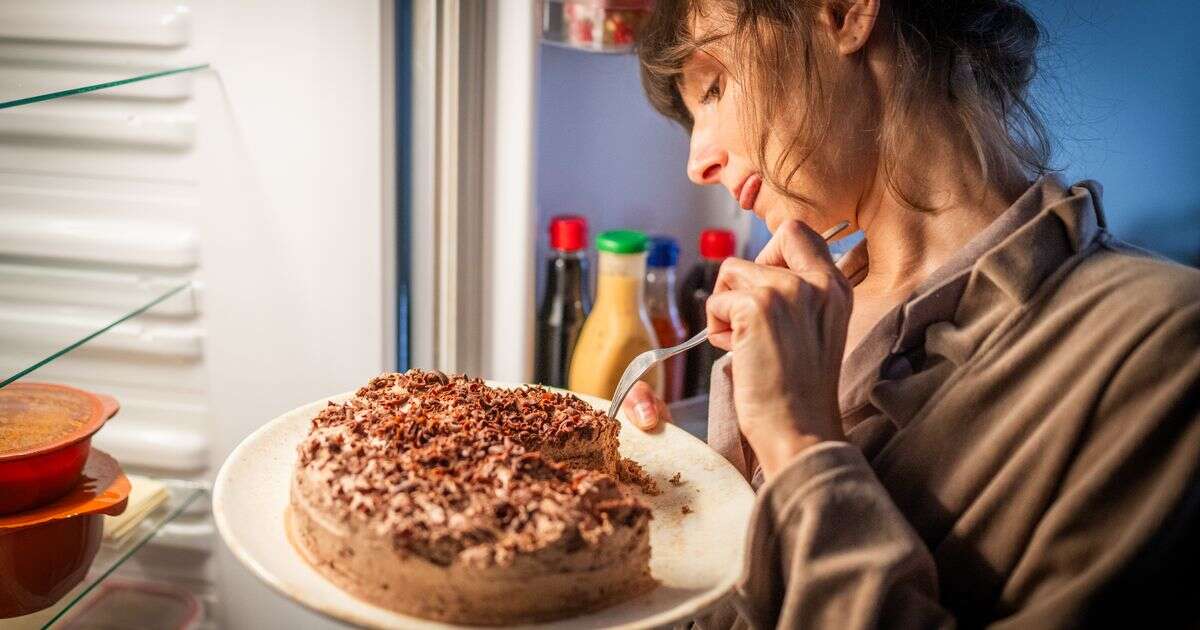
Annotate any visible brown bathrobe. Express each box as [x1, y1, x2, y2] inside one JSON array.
[[701, 176, 1200, 629]]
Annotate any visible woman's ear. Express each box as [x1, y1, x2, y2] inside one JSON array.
[[821, 0, 879, 56]]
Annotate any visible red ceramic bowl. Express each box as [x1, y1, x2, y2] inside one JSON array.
[[0, 383, 120, 515], [0, 449, 129, 619]]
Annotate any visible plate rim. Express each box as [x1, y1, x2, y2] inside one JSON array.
[[213, 383, 751, 629]]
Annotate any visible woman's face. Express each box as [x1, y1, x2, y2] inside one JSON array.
[[679, 11, 880, 234]]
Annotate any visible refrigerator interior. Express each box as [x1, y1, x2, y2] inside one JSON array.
[[0, 1, 390, 628]]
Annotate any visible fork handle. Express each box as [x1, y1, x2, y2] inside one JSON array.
[[607, 329, 710, 418], [666, 328, 710, 359]]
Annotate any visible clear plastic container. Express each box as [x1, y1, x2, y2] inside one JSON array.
[[62, 579, 202, 629], [542, 0, 653, 54]]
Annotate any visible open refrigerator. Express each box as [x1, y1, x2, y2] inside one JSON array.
[[0, 1, 760, 628]]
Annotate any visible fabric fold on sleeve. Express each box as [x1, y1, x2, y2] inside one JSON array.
[[733, 442, 954, 630]]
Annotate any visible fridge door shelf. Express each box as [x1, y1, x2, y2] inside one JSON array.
[[540, 0, 651, 54]]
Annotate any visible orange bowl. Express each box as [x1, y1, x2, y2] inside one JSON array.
[[0, 449, 129, 619], [0, 383, 120, 515]]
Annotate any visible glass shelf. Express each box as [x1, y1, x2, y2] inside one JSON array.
[[0, 56, 208, 389], [0, 480, 208, 629], [0, 281, 195, 390], [0, 34, 215, 630], [0, 64, 209, 110]]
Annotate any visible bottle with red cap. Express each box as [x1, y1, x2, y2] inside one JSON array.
[[535, 216, 591, 388], [680, 228, 736, 397]]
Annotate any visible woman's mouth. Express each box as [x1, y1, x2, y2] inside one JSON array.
[[737, 174, 762, 211]]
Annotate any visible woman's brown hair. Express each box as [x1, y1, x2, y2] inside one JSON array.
[[639, 0, 1052, 209]]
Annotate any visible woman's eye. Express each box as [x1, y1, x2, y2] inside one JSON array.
[[699, 78, 721, 104]]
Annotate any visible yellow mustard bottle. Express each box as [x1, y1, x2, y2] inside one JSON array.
[[568, 230, 664, 400]]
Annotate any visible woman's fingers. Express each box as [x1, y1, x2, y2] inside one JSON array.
[[714, 257, 803, 295], [707, 330, 734, 351], [620, 380, 670, 431], [755, 219, 838, 272], [706, 270, 845, 351], [719, 228, 850, 306], [705, 288, 762, 351]]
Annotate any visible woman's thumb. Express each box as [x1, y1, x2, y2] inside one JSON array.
[[619, 381, 661, 431]]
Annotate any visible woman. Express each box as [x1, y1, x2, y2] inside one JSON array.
[[619, 1, 1200, 627]]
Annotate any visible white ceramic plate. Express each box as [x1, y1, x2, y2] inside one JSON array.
[[213, 383, 754, 629]]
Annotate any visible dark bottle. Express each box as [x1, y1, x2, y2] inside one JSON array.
[[534, 216, 591, 388], [680, 228, 736, 397]]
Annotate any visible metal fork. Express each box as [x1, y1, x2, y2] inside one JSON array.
[[606, 220, 850, 419]]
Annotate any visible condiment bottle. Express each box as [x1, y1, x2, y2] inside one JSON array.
[[535, 216, 591, 388], [645, 236, 688, 402], [680, 228, 735, 397], [568, 230, 663, 400]]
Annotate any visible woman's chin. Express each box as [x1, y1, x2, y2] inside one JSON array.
[[764, 211, 849, 237], [764, 209, 811, 233]]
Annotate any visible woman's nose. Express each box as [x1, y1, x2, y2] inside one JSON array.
[[686, 129, 727, 186]]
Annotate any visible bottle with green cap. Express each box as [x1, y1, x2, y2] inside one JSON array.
[[568, 229, 664, 401]]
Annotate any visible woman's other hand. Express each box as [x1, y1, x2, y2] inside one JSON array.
[[619, 380, 673, 431], [706, 220, 852, 477]]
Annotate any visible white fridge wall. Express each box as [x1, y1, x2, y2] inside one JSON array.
[[190, 4, 390, 466], [188, 1, 389, 628]]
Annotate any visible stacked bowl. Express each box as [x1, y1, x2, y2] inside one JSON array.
[[0, 383, 129, 619]]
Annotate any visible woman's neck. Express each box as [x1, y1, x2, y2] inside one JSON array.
[[852, 135, 1029, 300]]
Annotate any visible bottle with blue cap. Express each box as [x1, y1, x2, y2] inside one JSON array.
[[646, 236, 688, 402]]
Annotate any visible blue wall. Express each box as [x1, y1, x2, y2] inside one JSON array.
[[1030, 0, 1200, 264]]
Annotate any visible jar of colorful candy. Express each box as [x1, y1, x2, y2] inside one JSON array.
[[542, 0, 653, 54]]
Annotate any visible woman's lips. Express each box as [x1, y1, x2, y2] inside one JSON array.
[[738, 174, 762, 211]]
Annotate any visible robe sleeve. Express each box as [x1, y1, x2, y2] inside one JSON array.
[[730, 442, 954, 629], [719, 302, 1200, 629]]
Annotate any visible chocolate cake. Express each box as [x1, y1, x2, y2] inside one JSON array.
[[287, 370, 655, 624]]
